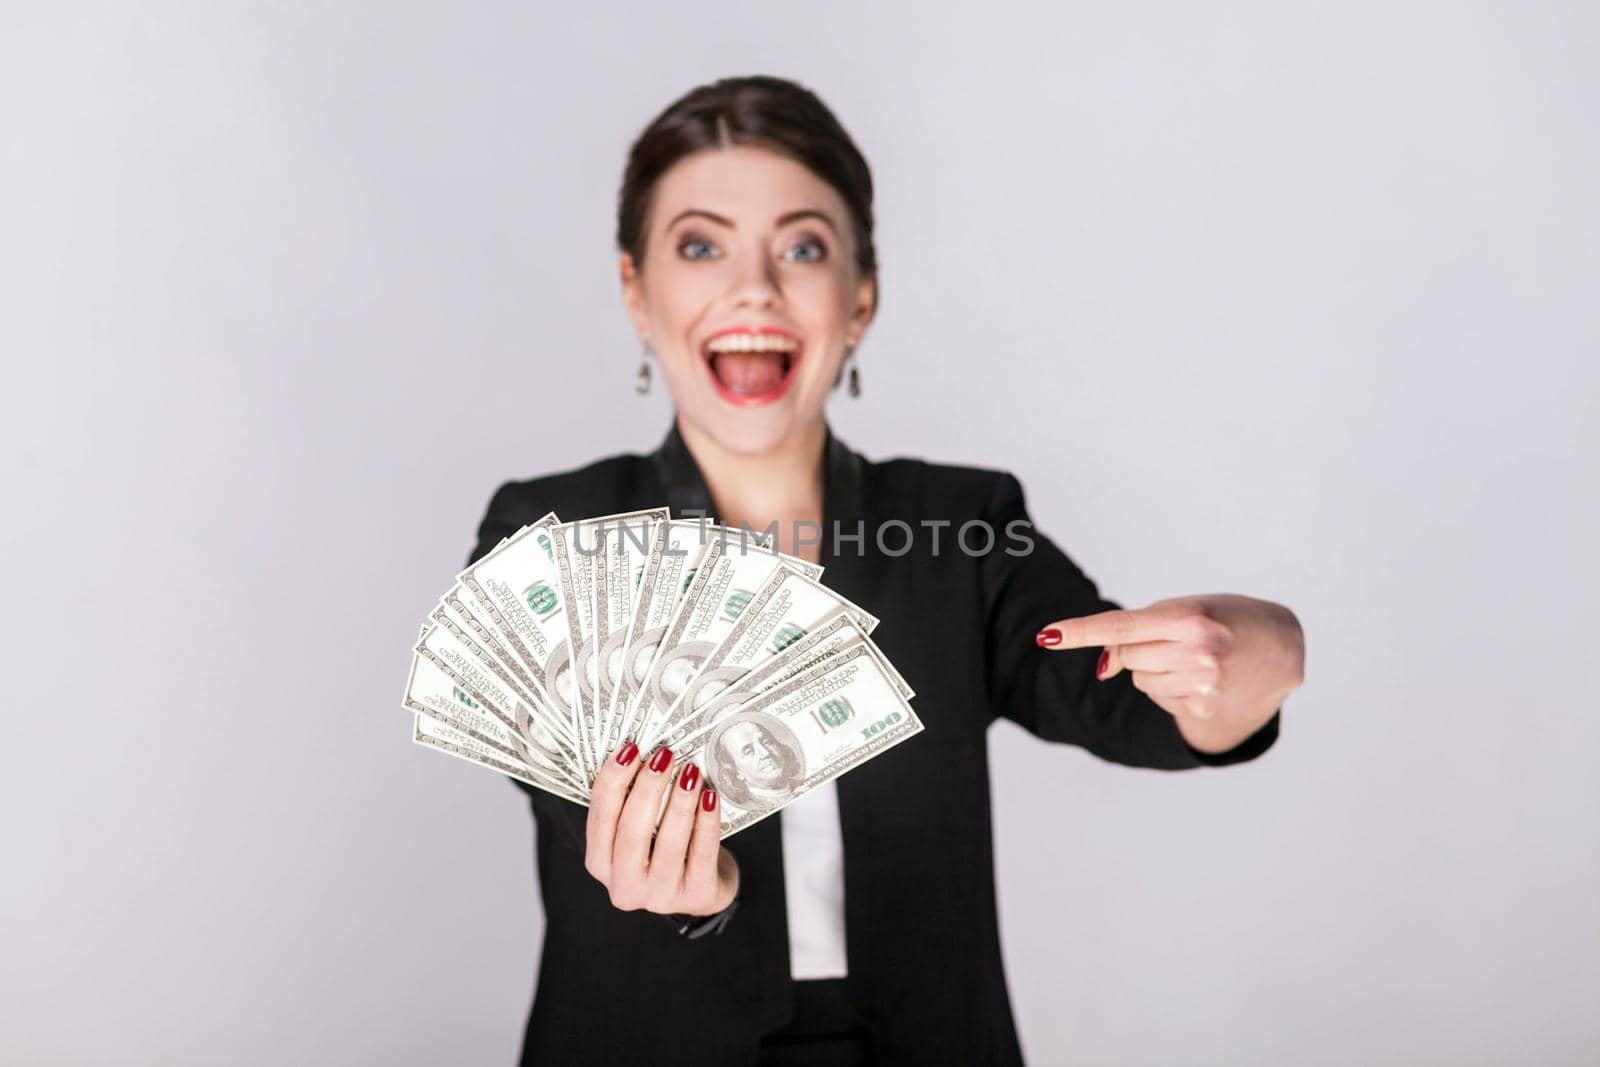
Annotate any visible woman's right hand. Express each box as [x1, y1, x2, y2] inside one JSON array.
[[585, 741, 739, 916]]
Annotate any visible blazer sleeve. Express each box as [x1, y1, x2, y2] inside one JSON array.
[[979, 471, 1279, 769], [468, 481, 524, 569]]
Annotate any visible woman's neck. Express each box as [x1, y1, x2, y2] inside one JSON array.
[[675, 414, 826, 560]]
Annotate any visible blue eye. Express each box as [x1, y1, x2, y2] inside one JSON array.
[[679, 237, 719, 260], [786, 238, 826, 263]]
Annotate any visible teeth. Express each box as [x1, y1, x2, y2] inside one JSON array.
[[705, 333, 799, 354]]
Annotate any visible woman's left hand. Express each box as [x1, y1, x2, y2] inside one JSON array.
[[1036, 594, 1305, 750]]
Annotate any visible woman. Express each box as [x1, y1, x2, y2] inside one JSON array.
[[468, 74, 1305, 1066]]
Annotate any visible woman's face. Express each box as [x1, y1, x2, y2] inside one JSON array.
[[621, 144, 876, 457]]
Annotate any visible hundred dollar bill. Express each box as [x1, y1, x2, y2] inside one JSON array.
[[603, 519, 772, 753], [624, 526, 823, 753], [674, 641, 924, 838], [591, 517, 659, 751], [647, 564, 880, 754], [551, 507, 669, 779], [412, 713, 587, 805], [438, 583, 565, 738], [404, 649, 584, 800], [457, 512, 591, 755], [413, 620, 586, 795], [426, 600, 580, 768], [594, 517, 751, 755], [428, 601, 572, 751], [656, 611, 913, 753]]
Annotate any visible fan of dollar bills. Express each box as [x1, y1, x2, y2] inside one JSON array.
[[404, 507, 922, 838]]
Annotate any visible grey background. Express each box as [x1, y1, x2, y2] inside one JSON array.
[[2, 3, 1595, 1064]]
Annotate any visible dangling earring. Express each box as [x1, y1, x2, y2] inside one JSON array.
[[846, 346, 862, 398], [636, 340, 654, 395]]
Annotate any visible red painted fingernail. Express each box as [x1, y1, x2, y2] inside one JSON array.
[[648, 746, 673, 773], [679, 764, 701, 792], [1036, 627, 1062, 647], [615, 741, 639, 766], [1096, 648, 1110, 679], [702, 789, 718, 812]]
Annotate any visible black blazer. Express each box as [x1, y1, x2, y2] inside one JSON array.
[[466, 417, 1279, 1066]]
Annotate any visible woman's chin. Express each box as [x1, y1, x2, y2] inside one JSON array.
[[682, 398, 822, 457]]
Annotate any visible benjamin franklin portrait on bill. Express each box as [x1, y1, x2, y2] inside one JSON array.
[[705, 712, 807, 809]]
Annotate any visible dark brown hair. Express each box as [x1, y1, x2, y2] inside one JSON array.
[[616, 75, 879, 312]]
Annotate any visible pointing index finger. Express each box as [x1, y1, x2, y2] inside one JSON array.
[[1043, 607, 1174, 649]]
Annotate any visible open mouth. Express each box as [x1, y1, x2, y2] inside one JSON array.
[[701, 328, 802, 406]]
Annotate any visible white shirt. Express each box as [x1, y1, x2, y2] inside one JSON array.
[[780, 779, 848, 979]]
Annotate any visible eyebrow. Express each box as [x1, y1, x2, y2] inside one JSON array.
[[665, 207, 840, 236]]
